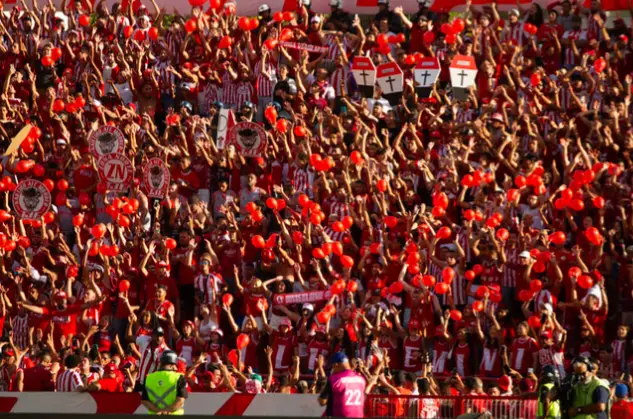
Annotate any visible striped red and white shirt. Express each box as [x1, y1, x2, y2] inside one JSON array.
[[292, 167, 310, 196], [561, 30, 586, 68], [11, 315, 29, 350], [56, 368, 83, 392], [500, 22, 526, 47], [233, 80, 256, 108], [154, 60, 174, 94], [329, 200, 351, 220], [255, 59, 277, 98], [503, 247, 520, 288], [330, 65, 350, 97], [138, 342, 170, 384], [194, 273, 225, 305]]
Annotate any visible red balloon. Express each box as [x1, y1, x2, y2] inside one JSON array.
[[340, 255, 354, 268], [594, 57, 606, 73], [377, 33, 389, 45], [433, 193, 449, 210], [119, 280, 131, 292], [515, 175, 527, 188], [496, 228, 509, 241], [585, 227, 602, 245], [530, 73, 542, 87], [384, 216, 398, 228], [312, 248, 325, 259], [148, 27, 159, 41], [437, 226, 452, 240], [577, 275, 594, 289], [450, 309, 462, 321], [56, 179, 68, 191], [134, 30, 145, 42], [41, 56, 54, 67], [332, 242, 343, 256], [420, 275, 434, 287], [248, 18, 260, 31], [316, 311, 331, 324], [218, 35, 232, 49], [91, 224, 106, 239], [50, 47, 62, 61], [389, 281, 404, 294], [435, 282, 449, 294], [568, 266, 582, 278], [291, 231, 303, 244], [592, 196, 605, 209], [264, 38, 278, 50], [72, 215, 84, 227], [569, 199, 585, 212], [123, 26, 133, 38], [528, 315, 541, 329], [78, 14, 90, 27], [549, 231, 566, 245], [266, 197, 278, 210], [452, 18, 465, 33], [461, 174, 474, 187], [464, 270, 475, 281], [472, 300, 484, 312], [43, 212, 55, 224], [228, 349, 239, 366], [529, 280, 543, 293], [445, 33, 457, 44], [282, 11, 293, 21], [185, 19, 197, 33], [236, 333, 250, 350], [4, 240, 16, 252], [275, 118, 288, 133], [347, 281, 358, 293], [252, 235, 265, 249], [165, 238, 177, 250], [441, 23, 454, 35], [17, 236, 30, 248], [222, 293, 234, 306], [432, 206, 445, 218], [438, 268, 453, 286], [423, 31, 436, 44], [376, 179, 388, 193]]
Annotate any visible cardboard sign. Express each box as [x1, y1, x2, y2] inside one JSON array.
[[414, 57, 440, 98], [142, 157, 171, 198], [352, 56, 376, 98], [216, 108, 236, 150], [89, 125, 126, 158], [12, 179, 51, 220], [98, 154, 133, 192], [449, 55, 477, 101], [376, 62, 404, 105], [3, 124, 32, 157], [273, 290, 332, 305], [226, 121, 267, 157]]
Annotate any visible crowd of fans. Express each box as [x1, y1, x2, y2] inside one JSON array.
[[0, 0, 633, 415]]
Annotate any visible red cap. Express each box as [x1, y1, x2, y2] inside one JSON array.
[[540, 330, 553, 340], [498, 375, 511, 392], [55, 290, 68, 300], [408, 319, 420, 331], [104, 363, 117, 374], [157, 261, 169, 268], [183, 320, 196, 330], [380, 320, 392, 329]]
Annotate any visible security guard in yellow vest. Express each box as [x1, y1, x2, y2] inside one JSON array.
[[568, 356, 609, 419], [141, 351, 188, 415], [537, 365, 561, 419]]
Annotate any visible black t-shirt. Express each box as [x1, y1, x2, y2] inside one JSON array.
[[141, 373, 188, 401], [318, 378, 333, 417], [591, 385, 609, 419]]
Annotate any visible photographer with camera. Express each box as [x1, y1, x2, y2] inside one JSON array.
[[568, 356, 609, 419]]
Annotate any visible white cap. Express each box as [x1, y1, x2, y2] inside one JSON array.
[[329, 0, 341, 6], [302, 303, 314, 312], [258, 4, 270, 13], [509, 8, 520, 16], [302, 0, 311, 5], [519, 251, 531, 258], [311, 16, 321, 23], [210, 327, 224, 337], [56, 138, 67, 145], [378, 0, 388, 4]]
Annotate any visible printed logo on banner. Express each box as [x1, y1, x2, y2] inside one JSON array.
[[226, 121, 267, 157], [142, 157, 171, 198], [12, 179, 51, 220], [98, 154, 133, 192], [89, 125, 126, 157], [273, 290, 333, 305]]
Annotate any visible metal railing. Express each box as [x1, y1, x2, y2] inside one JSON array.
[[365, 394, 537, 419]]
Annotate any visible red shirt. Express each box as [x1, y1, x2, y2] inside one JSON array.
[[73, 164, 98, 191], [143, 274, 179, 306], [97, 377, 123, 392], [22, 366, 55, 391]]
